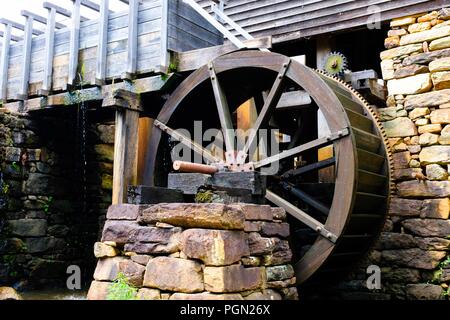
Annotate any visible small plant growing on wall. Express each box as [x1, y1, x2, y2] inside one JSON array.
[[43, 196, 53, 214], [107, 272, 138, 300]]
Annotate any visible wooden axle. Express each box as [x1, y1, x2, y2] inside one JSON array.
[[173, 161, 219, 175]]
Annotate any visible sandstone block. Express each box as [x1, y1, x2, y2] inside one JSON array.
[[87, 281, 112, 300], [383, 118, 418, 137], [416, 237, 450, 250], [381, 248, 446, 269], [137, 288, 161, 300], [421, 198, 450, 219], [418, 124, 442, 134], [8, 219, 47, 237], [393, 168, 423, 181], [439, 8, 450, 20], [204, 265, 264, 293], [143, 257, 203, 293], [244, 221, 262, 232], [419, 133, 439, 146], [408, 22, 432, 33], [180, 229, 249, 266], [127, 226, 182, 243], [375, 232, 416, 250], [381, 268, 421, 283], [380, 43, 423, 60], [385, 36, 400, 49], [239, 204, 273, 221], [393, 151, 411, 169], [426, 164, 449, 180], [431, 71, 450, 89], [394, 64, 429, 79], [418, 11, 439, 22], [93, 257, 127, 282], [430, 108, 450, 124], [429, 56, 450, 72], [106, 204, 145, 220], [248, 232, 276, 255], [439, 124, 450, 144], [131, 255, 152, 266], [390, 16, 417, 27], [139, 203, 245, 230], [118, 260, 146, 287], [381, 59, 395, 80], [244, 290, 282, 301], [402, 219, 450, 237], [266, 265, 295, 281], [405, 89, 450, 108], [124, 241, 179, 255], [94, 242, 118, 258], [430, 36, 450, 50], [400, 26, 450, 45], [260, 222, 290, 238], [388, 29, 407, 37], [420, 146, 450, 164], [101, 220, 140, 244], [387, 73, 432, 96], [403, 48, 450, 65]]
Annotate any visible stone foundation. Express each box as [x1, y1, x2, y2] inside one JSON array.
[[0, 110, 114, 289], [87, 203, 299, 300]]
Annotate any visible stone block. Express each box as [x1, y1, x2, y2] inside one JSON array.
[[383, 118, 418, 138], [419, 133, 439, 146], [431, 108, 450, 124], [93, 257, 127, 282], [388, 29, 407, 37], [131, 255, 152, 266], [118, 260, 146, 287], [430, 36, 450, 51], [381, 248, 446, 269], [385, 36, 400, 49], [87, 281, 112, 300], [394, 64, 429, 79], [180, 229, 249, 266], [439, 124, 450, 144], [387, 73, 432, 96], [397, 180, 450, 198], [101, 220, 140, 244], [139, 203, 245, 230], [406, 284, 444, 300], [244, 290, 282, 301], [271, 207, 286, 221], [260, 222, 290, 238], [418, 124, 442, 134], [418, 11, 439, 22], [381, 268, 421, 283], [8, 219, 47, 237], [128, 186, 184, 205], [266, 265, 295, 281], [427, 164, 449, 181], [390, 16, 417, 27], [137, 288, 161, 300], [143, 257, 204, 293], [403, 48, 450, 65], [124, 241, 180, 255], [94, 144, 114, 162], [405, 89, 450, 109], [420, 146, 450, 164], [408, 21, 432, 33], [94, 242, 118, 258], [393, 168, 423, 181], [402, 219, 450, 237], [106, 204, 145, 220], [239, 204, 273, 221], [380, 43, 423, 60], [204, 265, 264, 293], [24, 237, 64, 254], [429, 56, 450, 72], [416, 237, 450, 250], [400, 26, 450, 45], [439, 8, 450, 20], [127, 226, 182, 243], [431, 71, 450, 89], [393, 151, 411, 169], [248, 232, 276, 255], [381, 59, 395, 80], [375, 232, 417, 250]]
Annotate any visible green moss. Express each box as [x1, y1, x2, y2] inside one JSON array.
[[107, 272, 138, 300], [195, 190, 214, 203]]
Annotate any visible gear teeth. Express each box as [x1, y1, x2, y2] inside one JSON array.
[[313, 68, 396, 204]]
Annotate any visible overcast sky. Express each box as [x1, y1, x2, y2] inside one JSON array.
[[2, 0, 128, 35]]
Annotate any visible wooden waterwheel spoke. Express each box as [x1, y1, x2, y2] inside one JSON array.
[[280, 181, 330, 216], [266, 190, 337, 243], [242, 59, 291, 157], [209, 62, 235, 158], [254, 128, 349, 169], [281, 157, 336, 179], [153, 119, 221, 164]]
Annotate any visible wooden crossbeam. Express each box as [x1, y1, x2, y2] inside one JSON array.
[[21, 10, 66, 29], [43, 1, 89, 22], [0, 31, 21, 42], [0, 18, 43, 36]]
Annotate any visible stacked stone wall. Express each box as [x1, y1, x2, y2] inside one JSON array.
[[87, 203, 299, 300]]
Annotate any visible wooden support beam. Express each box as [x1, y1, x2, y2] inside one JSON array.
[[113, 107, 140, 204], [95, 0, 109, 85], [137, 117, 154, 185], [68, 0, 81, 86], [18, 14, 34, 100], [0, 24, 11, 102], [40, 6, 57, 96], [123, 0, 139, 79]]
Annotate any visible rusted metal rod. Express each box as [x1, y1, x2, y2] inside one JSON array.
[[173, 161, 219, 175]]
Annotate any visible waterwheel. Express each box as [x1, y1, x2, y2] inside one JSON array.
[[144, 51, 392, 284]]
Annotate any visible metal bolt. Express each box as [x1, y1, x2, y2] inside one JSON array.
[[316, 227, 322, 232]]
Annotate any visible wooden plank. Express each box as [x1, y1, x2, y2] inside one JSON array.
[[176, 36, 272, 72], [159, 0, 169, 72], [68, 0, 81, 86], [124, 0, 139, 78], [95, 0, 109, 84], [21, 10, 66, 29], [137, 117, 154, 185], [276, 90, 311, 109], [0, 24, 11, 102], [41, 7, 57, 95], [113, 108, 140, 204]]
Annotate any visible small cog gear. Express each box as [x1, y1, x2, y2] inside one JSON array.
[[322, 52, 348, 77]]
